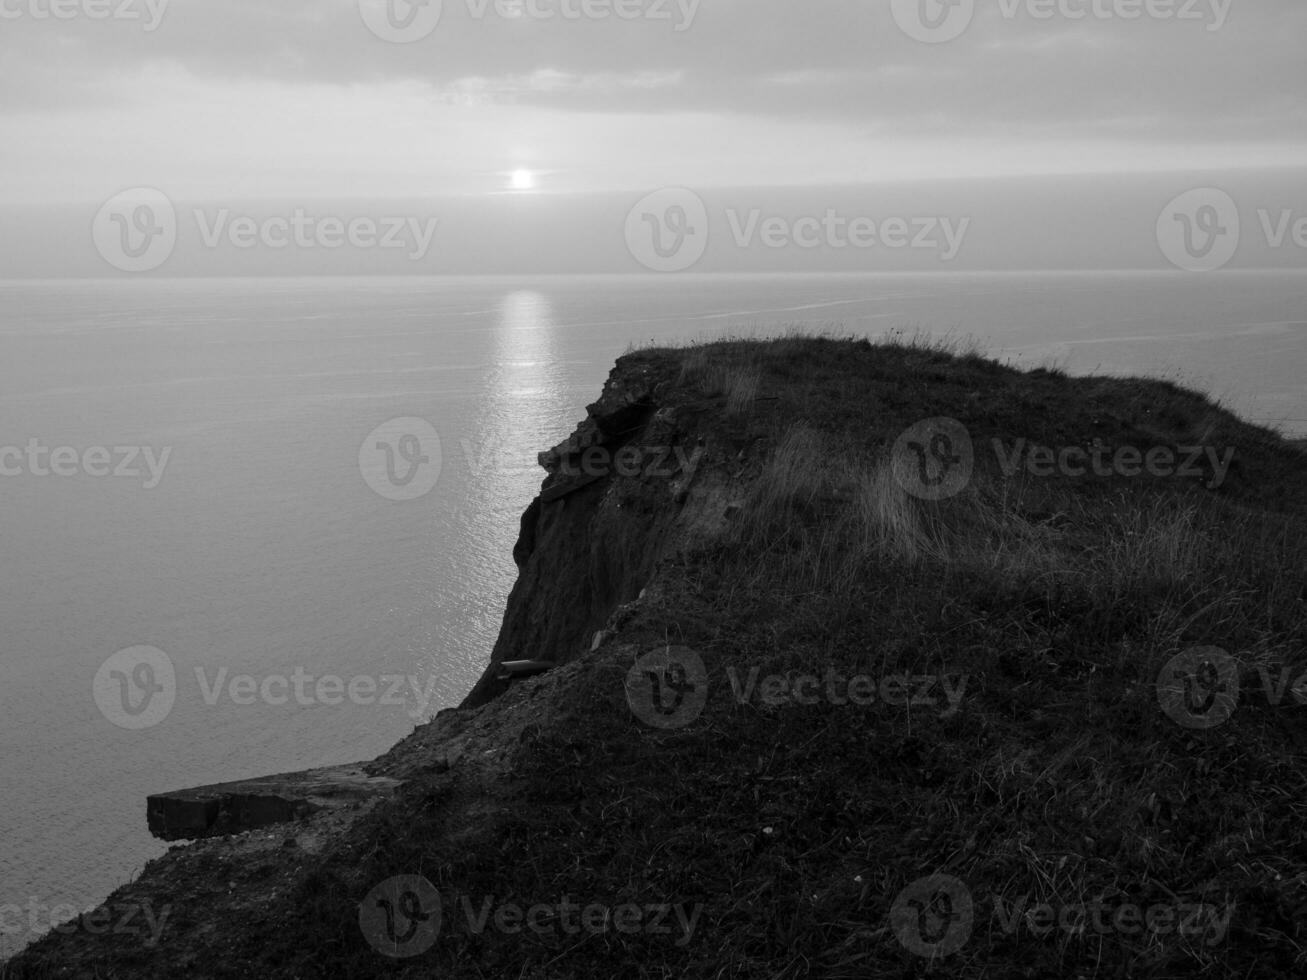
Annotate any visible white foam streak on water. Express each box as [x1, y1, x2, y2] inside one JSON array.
[[0, 272, 1303, 959]]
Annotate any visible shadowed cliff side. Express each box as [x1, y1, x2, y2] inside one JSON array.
[[460, 354, 739, 708], [8, 335, 1307, 979]]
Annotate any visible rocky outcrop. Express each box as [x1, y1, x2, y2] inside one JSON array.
[[145, 765, 403, 841]]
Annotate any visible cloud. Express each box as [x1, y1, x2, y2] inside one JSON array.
[[0, 0, 1302, 143]]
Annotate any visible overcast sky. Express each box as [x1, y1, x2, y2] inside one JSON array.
[[1, 0, 1304, 204]]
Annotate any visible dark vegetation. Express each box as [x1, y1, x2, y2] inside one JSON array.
[[9, 335, 1307, 978]]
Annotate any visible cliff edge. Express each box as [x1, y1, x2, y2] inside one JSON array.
[[7, 336, 1307, 979]]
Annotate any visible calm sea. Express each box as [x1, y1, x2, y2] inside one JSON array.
[[1, 272, 1304, 958]]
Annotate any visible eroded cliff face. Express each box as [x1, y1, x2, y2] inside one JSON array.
[[460, 353, 736, 707]]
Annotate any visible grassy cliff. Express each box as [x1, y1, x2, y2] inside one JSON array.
[[8, 336, 1307, 978]]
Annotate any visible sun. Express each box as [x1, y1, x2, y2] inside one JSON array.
[[509, 169, 536, 191]]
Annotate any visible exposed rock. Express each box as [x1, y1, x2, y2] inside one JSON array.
[[145, 764, 403, 842], [495, 659, 555, 680]]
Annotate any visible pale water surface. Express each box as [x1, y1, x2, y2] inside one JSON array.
[[1, 272, 1304, 958]]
